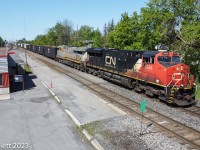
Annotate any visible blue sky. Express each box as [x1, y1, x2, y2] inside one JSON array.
[[0, 0, 148, 41]]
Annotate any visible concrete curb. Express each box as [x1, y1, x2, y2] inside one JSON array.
[[64, 109, 104, 150], [92, 93, 126, 115], [82, 129, 104, 150], [64, 109, 81, 127], [40, 81, 61, 104]]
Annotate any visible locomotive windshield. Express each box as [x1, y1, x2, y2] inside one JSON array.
[[158, 56, 180, 63], [158, 56, 181, 67], [172, 56, 180, 62], [158, 56, 171, 62]]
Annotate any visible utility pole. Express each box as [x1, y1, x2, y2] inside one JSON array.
[[77, 24, 79, 46], [24, 18, 28, 65]]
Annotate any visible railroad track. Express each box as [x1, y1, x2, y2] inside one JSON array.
[[22, 49, 200, 149], [181, 106, 200, 118]]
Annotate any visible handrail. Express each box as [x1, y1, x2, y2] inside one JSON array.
[[172, 79, 180, 89], [166, 80, 173, 94]]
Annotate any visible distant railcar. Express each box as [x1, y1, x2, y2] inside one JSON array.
[[44, 46, 58, 59], [26, 44, 30, 50], [37, 46, 44, 55], [29, 45, 33, 51], [32, 45, 37, 53]]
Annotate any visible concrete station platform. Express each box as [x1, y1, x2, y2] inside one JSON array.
[[0, 50, 96, 150], [0, 49, 124, 149], [0, 73, 93, 150]]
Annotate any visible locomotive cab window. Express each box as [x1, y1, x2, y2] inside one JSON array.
[[144, 57, 154, 64], [172, 56, 180, 62], [158, 56, 171, 62]]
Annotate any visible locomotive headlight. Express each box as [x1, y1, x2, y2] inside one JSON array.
[[176, 67, 179, 71], [181, 66, 183, 71], [193, 83, 196, 86], [181, 84, 184, 87]]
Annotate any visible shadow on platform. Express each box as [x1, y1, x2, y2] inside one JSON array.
[[11, 73, 37, 92]]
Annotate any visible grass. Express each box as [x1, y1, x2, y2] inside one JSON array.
[[80, 121, 99, 136], [24, 64, 32, 74]]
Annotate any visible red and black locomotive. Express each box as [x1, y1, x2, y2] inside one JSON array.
[[86, 48, 196, 106]]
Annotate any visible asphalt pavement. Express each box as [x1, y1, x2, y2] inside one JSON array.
[[0, 60, 93, 150]]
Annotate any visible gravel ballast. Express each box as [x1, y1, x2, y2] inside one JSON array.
[[83, 115, 192, 150], [100, 83, 200, 132]]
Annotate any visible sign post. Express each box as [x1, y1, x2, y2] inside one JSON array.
[[140, 100, 146, 135]]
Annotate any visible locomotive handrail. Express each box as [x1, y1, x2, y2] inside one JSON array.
[[166, 80, 173, 94], [172, 79, 182, 90]]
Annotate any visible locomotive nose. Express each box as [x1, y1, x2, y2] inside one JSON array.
[[172, 64, 190, 88]]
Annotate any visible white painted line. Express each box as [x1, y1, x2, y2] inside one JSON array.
[[54, 96, 61, 103], [108, 103, 126, 115], [40, 80, 61, 104], [82, 129, 91, 140], [48, 89, 56, 96], [94, 94, 127, 115], [65, 109, 81, 127], [91, 139, 104, 150], [82, 129, 104, 150], [40, 81, 48, 89]]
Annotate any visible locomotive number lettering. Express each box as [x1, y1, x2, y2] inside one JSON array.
[[144, 64, 152, 70]]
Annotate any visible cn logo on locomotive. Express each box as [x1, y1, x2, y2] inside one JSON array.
[[105, 56, 116, 67]]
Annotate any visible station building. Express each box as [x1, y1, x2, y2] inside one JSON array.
[[0, 48, 16, 99]]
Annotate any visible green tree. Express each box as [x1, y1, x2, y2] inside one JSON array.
[[78, 25, 94, 44], [115, 12, 133, 49], [92, 28, 103, 47], [0, 36, 4, 47], [32, 19, 73, 46], [107, 19, 115, 33], [106, 30, 115, 48]]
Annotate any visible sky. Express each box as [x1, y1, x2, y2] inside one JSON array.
[[0, 0, 149, 41]]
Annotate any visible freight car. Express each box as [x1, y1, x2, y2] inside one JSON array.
[[20, 44, 196, 106], [23, 44, 58, 59], [44, 46, 58, 59], [37, 46, 44, 55]]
